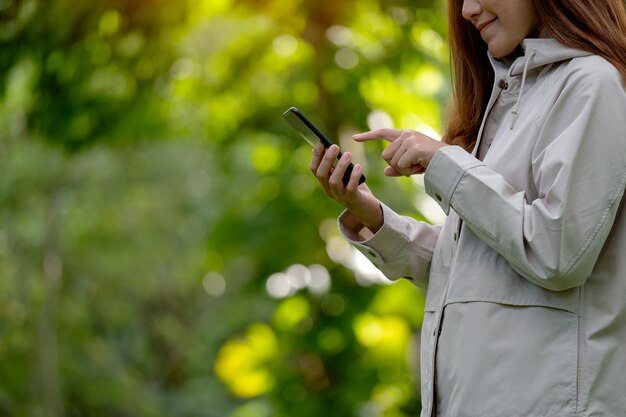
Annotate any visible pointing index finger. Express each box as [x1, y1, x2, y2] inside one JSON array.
[[352, 128, 404, 142]]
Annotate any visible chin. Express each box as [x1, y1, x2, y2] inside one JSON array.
[[489, 46, 516, 60]]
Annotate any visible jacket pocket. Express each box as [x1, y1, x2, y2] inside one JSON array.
[[448, 239, 580, 313], [435, 301, 578, 417]]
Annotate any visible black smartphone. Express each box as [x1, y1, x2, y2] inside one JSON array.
[[283, 106, 366, 185]]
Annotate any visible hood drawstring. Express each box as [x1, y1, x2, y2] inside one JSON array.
[[509, 50, 536, 130]]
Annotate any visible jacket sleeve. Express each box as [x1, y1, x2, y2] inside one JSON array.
[[338, 202, 441, 289], [424, 62, 626, 291]]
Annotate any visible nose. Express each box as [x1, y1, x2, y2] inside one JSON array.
[[461, 0, 482, 21]]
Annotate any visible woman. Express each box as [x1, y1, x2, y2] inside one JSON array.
[[311, 0, 626, 416]]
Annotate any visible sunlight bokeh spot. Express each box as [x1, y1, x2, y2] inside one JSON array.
[[318, 217, 339, 242], [99, 10, 121, 37], [116, 31, 145, 58], [411, 25, 446, 59], [273, 295, 310, 331], [251, 144, 281, 173], [272, 34, 298, 57], [286, 264, 311, 290], [171, 58, 198, 80], [371, 384, 409, 413], [325, 235, 352, 264], [335, 48, 359, 70], [371, 280, 426, 327], [203, 271, 226, 297], [266, 272, 294, 299], [354, 313, 384, 347], [390, 7, 411, 25], [266, 264, 330, 298], [353, 314, 411, 355], [326, 25, 352, 46], [420, 29, 444, 53], [234, 370, 274, 398], [414, 66, 445, 96], [308, 264, 331, 294], [399, 113, 441, 140], [247, 323, 279, 357], [367, 109, 394, 130], [214, 323, 278, 398]]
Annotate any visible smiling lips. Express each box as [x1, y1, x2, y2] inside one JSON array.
[[477, 18, 497, 33]]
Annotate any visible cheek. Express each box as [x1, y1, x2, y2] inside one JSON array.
[[507, 14, 537, 41], [519, 4, 538, 36]]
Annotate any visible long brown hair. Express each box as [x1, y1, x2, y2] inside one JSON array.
[[444, 0, 626, 152]]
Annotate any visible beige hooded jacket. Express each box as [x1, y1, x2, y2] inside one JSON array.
[[341, 39, 626, 416]]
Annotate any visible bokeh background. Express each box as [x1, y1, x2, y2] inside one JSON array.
[[0, 0, 450, 415]]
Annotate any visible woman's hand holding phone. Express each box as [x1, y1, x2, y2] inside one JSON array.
[[310, 143, 383, 234], [287, 108, 444, 235]]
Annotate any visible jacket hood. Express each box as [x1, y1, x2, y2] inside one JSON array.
[[491, 39, 593, 129], [509, 38, 592, 76]]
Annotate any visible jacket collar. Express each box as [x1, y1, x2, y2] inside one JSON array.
[[484, 39, 592, 130], [508, 39, 592, 76]]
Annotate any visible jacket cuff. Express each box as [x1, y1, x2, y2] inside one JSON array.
[[424, 146, 486, 214], [338, 203, 411, 272]]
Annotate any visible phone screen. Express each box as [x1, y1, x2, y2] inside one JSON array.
[[283, 107, 334, 148], [283, 107, 366, 185]]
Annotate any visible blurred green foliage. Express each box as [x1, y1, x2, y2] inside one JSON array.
[[0, 0, 448, 415]]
